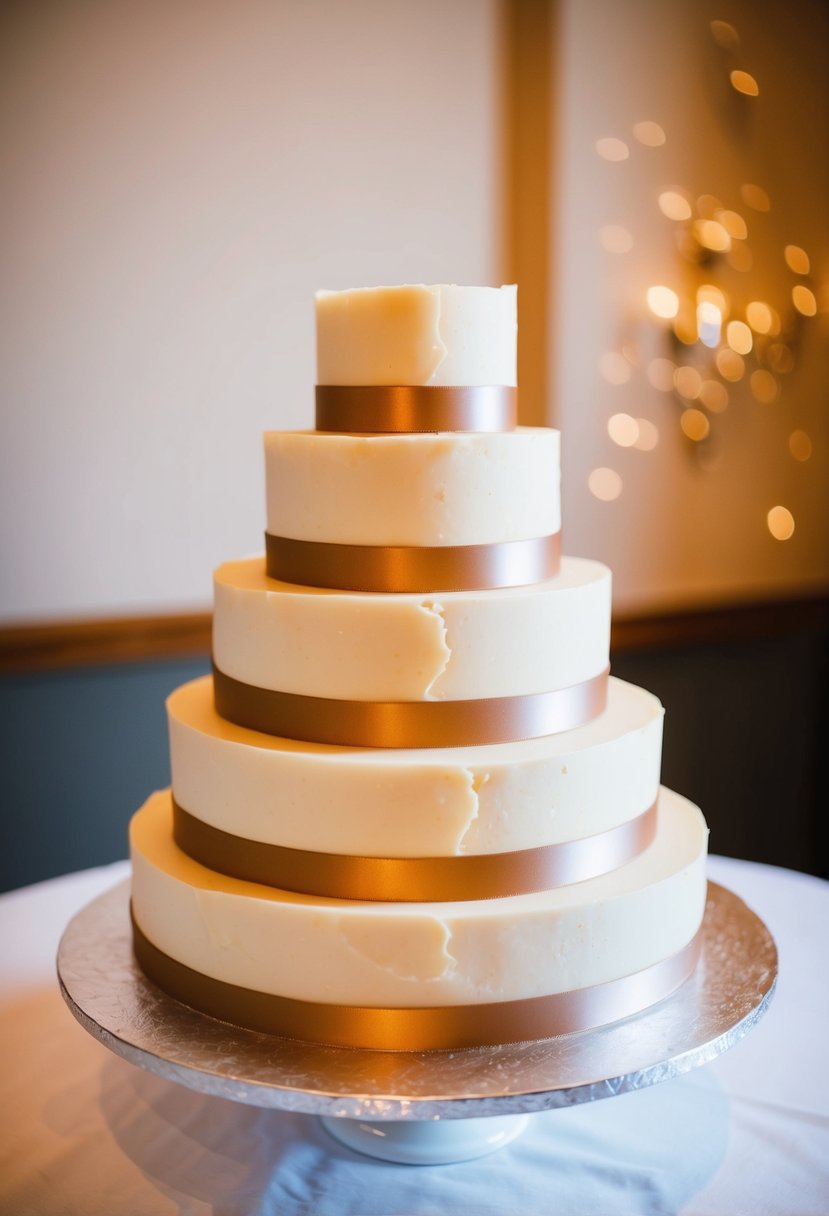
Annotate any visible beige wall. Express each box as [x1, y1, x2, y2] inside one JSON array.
[[0, 0, 500, 621], [2, 0, 826, 625], [552, 0, 829, 612]]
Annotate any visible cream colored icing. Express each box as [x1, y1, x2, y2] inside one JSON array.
[[315, 285, 517, 387], [212, 556, 610, 701], [130, 787, 708, 1007], [263, 428, 560, 546], [169, 675, 663, 856]]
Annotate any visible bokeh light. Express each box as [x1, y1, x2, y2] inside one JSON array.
[[730, 70, 759, 96], [596, 138, 629, 162], [680, 408, 710, 441], [658, 191, 692, 221], [750, 370, 778, 403], [788, 430, 813, 461], [784, 245, 810, 274], [588, 467, 623, 501], [740, 183, 770, 211], [599, 225, 633, 253], [608, 413, 639, 446], [767, 506, 795, 541], [647, 286, 679, 318], [792, 285, 817, 316]]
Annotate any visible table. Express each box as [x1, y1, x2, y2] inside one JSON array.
[[1, 855, 826, 1215]]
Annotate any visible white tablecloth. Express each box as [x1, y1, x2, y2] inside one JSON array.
[[1, 855, 826, 1215]]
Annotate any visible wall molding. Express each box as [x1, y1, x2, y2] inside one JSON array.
[[1, 594, 825, 673]]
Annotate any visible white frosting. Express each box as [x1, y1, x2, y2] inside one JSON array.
[[264, 428, 560, 546], [315, 285, 517, 386], [169, 676, 664, 857], [131, 787, 708, 1008], [212, 556, 610, 701]]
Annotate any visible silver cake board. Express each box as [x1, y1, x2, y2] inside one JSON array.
[[58, 880, 776, 1164]]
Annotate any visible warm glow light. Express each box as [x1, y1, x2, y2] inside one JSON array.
[[588, 467, 623, 501], [633, 121, 666, 146], [717, 210, 748, 239], [745, 301, 773, 333], [750, 370, 779, 403], [672, 310, 698, 344], [741, 183, 770, 211], [792, 285, 817, 316], [710, 20, 739, 48], [727, 243, 753, 272], [680, 408, 710, 441], [647, 285, 679, 318], [674, 365, 703, 399], [727, 320, 753, 355], [730, 70, 759, 96], [694, 220, 731, 252], [697, 300, 722, 348], [698, 284, 729, 313], [697, 194, 722, 218], [634, 418, 659, 450], [699, 380, 729, 412], [716, 348, 745, 381], [646, 358, 676, 391], [596, 137, 629, 161], [608, 413, 639, 446], [658, 191, 692, 221], [600, 352, 632, 384], [767, 505, 795, 541], [789, 430, 813, 461], [784, 244, 810, 275], [768, 343, 794, 374], [599, 224, 633, 253]]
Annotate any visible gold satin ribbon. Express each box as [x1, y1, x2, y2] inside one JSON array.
[[132, 911, 703, 1050], [172, 798, 658, 901], [212, 664, 609, 748], [265, 531, 561, 593], [315, 385, 518, 433]]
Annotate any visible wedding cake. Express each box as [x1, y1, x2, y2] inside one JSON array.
[[130, 284, 708, 1051]]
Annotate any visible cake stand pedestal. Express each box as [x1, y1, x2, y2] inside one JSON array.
[[58, 881, 776, 1165]]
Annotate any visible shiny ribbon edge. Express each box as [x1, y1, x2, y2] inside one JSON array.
[[172, 798, 658, 902], [264, 531, 561, 592], [315, 385, 518, 434], [132, 910, 703, 1051], [212, 664, 610, 749]]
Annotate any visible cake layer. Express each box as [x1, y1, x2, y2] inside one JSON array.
[[316, 284, 517, 387], [264, 428, 560, 547], [169, 675, 663, 859], [212, 556, 610, 702], [130, 786, 708, 1010]]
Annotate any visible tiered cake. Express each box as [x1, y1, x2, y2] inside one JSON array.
[[130, 284, 709, 1051]]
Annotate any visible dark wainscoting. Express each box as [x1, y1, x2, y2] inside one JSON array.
[[1, 596, 826, 892]]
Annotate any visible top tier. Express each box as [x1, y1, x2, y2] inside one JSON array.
[[316, 284, 517, 387]]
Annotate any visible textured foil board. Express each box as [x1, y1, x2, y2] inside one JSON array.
[[57, 881, 776, 1121]]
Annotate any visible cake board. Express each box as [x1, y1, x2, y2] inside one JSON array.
[[58, 879, 776, 1164]]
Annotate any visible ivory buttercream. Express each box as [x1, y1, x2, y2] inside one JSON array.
[[169, 675, 663, 857], [131, 787, 708, 1009], [315, 285, 517, 387], [213, 556, 610, 702], [264, 428, 560, 547]]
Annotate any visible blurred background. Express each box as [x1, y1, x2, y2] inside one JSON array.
[[1, 0, 827, 891]]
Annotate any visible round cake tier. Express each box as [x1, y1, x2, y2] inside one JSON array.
[[130, 787, 708, 1015], [169, 676, 662, 860], [264, 428, 560, 548], [212, 555, 609, 703], [316, 284, 517, 387]]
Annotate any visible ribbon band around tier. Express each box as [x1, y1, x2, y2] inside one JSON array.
[[265, 531, 561, 593], [212, 664, 609, 748], [172, 798, 658, 901], [132, 911, 702, 1051], [315, 385, 518, 434]]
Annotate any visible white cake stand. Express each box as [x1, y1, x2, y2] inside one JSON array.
[[57, 880, 776, 1165]]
